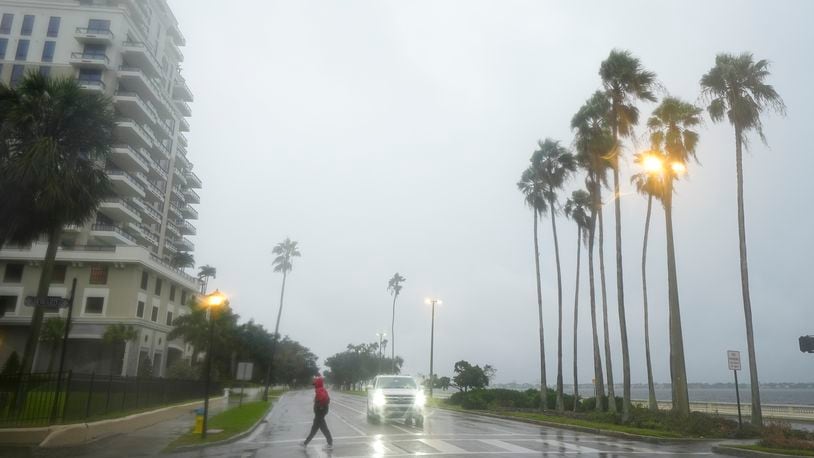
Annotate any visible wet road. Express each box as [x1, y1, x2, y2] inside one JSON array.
[[174, 391, 726, 457]]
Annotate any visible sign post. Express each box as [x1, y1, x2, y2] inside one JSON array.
[[727, 350, 742, 428], [236, 362, 254, 407]]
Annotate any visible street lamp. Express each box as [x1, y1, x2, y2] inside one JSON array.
[[424, 297, 442, 398], [201, 289, 227, 439]]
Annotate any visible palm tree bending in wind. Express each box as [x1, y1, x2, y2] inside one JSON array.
[[197, 265, 217, 295], [700, 52, 785, 426], [600, 49, 657, 420], [532, 139, 577, 412], [564, 190, 591, 411], [387, 273, 406, 374], [263, 238, 301, 400], [517, 163, 549, 408]]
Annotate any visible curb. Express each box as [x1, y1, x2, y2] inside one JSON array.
[[169, 396, 282, 453], [712, 444, 810, 457]]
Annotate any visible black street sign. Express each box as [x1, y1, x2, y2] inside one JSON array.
[[24, 296, 70, 309]]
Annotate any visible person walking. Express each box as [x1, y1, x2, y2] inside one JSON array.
[[302, 376, 333, 449]]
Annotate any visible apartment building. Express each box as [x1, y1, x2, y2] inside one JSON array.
[[0, 0, 201, 377]]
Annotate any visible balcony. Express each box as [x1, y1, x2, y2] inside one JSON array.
[[175, 237, 195, 252], [70, 52, 111, 70], [117, 67, 171, 117], [163, 240, 178, 254], [121, 41, 160, 77], [168, 203, 183, 219], [140, 201, 163, 224], [182, 204, 198, 220], [166, 222, 181, 238], [175, 148, 190, 170], [75, 27, 114, 44], [140, 226, 159, 247], [167, 38, 184, 63], [90, 224, 137, 246], [107, 169, 146, 198], [78, 78, 106, 92], [185, 171, 202, 188], [115, 118, 152, 149], [149, 162, 168, 182], [174, 99, 191, 117], [177, 220, 196, 236], [177, 133, 188, 148], [172, 77, 193, 102], [173, 167, 187, 186], [110, 144, 149, 173], [179, 117, 190, 132], [114, 92, 157, 126], [98, 198, 142, 224], [153, 140, 171, 160], [183, 187, 200, 204], [143, 179, 165, 202], [171, 186, 184, 201]]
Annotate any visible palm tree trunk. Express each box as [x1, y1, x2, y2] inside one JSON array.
[[391, 293, 398, 373], [572, 226, 582, 412], [264, 271, 288, 400], [549, 198, 565, 412], [642, 195, 657, 412], [597, 193, 616, 413], [664, 178, 689, 416], [735, 128, 762, 426], [613, 165, 631, 421], [20, 228, 61, 374], [588, 181, 605, 410], [532, 213, 548, 410]]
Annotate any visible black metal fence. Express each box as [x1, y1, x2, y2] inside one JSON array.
[[0, 372, 218, 428]]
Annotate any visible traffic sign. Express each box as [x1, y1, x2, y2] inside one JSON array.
[[24, 296, 69, 309], [236, 362, 254, 381], [727, 350, 741, 371]]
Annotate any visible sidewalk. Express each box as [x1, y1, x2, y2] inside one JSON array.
[[0, 398, 229, 458]]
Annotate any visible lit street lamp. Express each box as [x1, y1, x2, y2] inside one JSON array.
[[424, 297, 442, 398], [201, 289, 227, 439]]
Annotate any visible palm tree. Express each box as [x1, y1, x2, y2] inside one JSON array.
[[197, 265, 217, 294], [647, 96, 703, 416], [264, 238, 301, 400], [700, 52, 785, 426], [387, 273, 406, 374], [600, 49, 657, 420], [564, 190, 591, 411], [517, 164, 549, 408], [532, 139, 576, 412], [571, 91, 615, 410], [172, 252, 195, 269], [0, 73, 115, 374], [40, 318, 66, 373], [102, 324, 139, 375], [631, 152, 665, 412]]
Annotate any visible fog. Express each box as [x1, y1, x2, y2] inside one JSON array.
[[169, 0, 814, 384]]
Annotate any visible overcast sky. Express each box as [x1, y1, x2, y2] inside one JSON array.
[[169, 0, 814, 384]]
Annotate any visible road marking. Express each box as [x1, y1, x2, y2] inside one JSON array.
[[538, 438, 602, 453], [331, 410, 367, 436], [418, 439, 468, 453], [332, 398, 366, 414], [478, 438, 540, 453]]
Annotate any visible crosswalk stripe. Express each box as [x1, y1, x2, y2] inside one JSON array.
[[478, 439, 540, 453], [418, 439, 468, 453], [538, 439, 602, 453]]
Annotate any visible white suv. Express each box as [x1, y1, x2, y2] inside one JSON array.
[[366, 375, 426, 426]]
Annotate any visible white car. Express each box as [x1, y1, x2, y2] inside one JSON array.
[[366, 375, 426, 426]]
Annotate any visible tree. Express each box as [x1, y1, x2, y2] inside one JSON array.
[[531, 138, 576, 412], [600, 49, 658, 420], [324, 342, 403, 389], [197, 265, 217, 294], [564, 189, 591, 411], [265, 238, 301, 399], [572, 91, 614, 411], [631, 152, 664, 412], [102, 324, 139, 375], [387, 273, 406, 374], [169, 296, 239, 379], [700, 52, 785, 426], [40, 317, 66, 372], [0, 74, 115, 374], [517, 163, 548, 408], [172, 252, 195, 269], [452, 360, 492, 392], [647, 96, 703, 416]]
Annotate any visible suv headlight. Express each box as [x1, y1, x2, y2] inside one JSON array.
[[414, 391, 426, 408], [372, 390, 386, 407]]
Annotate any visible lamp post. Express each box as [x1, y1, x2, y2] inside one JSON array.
[[376, 332, 387, 374], [425, 298, 442, 398], [201, 289, 227, 439]]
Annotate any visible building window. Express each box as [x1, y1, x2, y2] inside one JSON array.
[[10, 64, 25, 87], [87, 19, 111, 33], [180, 290, 187, 306], [78, 68, 103, 84], [38, 66, 50, 77], [154, 278, 162, 296], [51, 264, 66, 284], [47, 17, 60, 37], [20, 15, 34, 36], [140, 271, 149, 290], [89, 265, 108, 285], [0, 296, 17, 315], [0, 14, 13, 35], [169, 285, 176, 302], [82, 43, 106, 59], [151, 305, 158, 322], [3, 263, 24, 283], [41, 41, 55, 62], [16, 40, 29, 61], [85, 297, 104, 314], [166, 311, 173, 326], [0, 38, 7, 59], [136, 300, 145, 318]]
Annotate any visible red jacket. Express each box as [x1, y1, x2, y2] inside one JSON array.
[[314, 377, 330, 408]]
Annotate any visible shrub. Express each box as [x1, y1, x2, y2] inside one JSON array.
[[166, 360, 200, 380], [760, 421, 814, 451], [448, 388, 576, 411]]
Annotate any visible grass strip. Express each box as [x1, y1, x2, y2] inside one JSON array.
[[166, 400, 271, 450], [729, 445, 814, 457]]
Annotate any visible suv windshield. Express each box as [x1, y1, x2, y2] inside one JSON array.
[[376, 377, 417, 389]]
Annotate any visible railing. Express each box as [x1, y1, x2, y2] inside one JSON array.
[[148, 253, 197, 283], [183, 205, 199, 219], [184, 188, 200, 202], [114, 92, 158, 122], [90, 224, 137, 244], [632, 400, 814, 421], [75, 27, 114, 39], [0, 372, 217, 428], [70, 52, 109, 64], [185, 170, 201, 186], [78, 78, 105, 90], [100, 198, 141, 217], [116, 118, 152, 145], [58, 245, 116, 252], [106, 169, 146, 194], [111, 144, 150, 170]]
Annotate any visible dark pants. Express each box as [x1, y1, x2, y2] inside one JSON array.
[[304, 406, 332, 445]]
